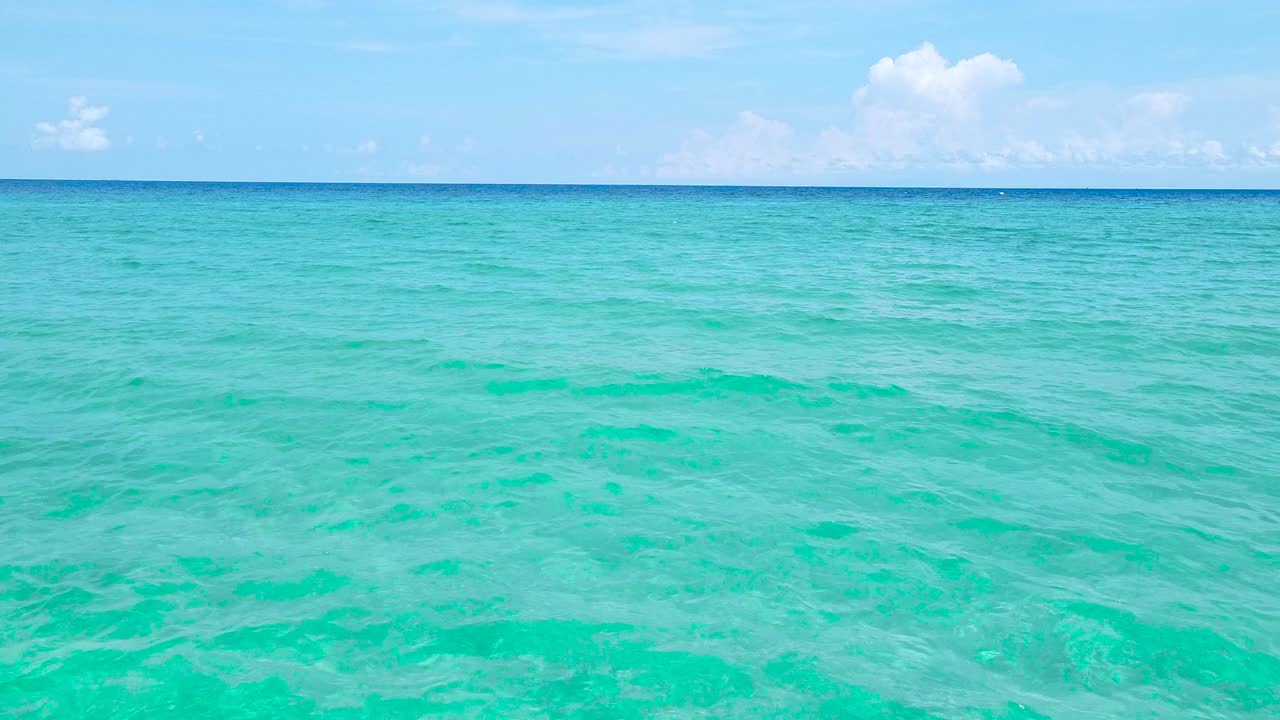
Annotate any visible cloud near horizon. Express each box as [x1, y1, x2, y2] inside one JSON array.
[[659, 43, 1238, 180], [660, 43, 1024, 178], [8, 2, 1280, 186], [32, 97, 111, 152]]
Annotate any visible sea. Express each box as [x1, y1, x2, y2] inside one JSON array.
[[1, 181, 1278, 718]]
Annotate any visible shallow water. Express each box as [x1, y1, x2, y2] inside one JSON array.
[[2, 182, 1278, 718]]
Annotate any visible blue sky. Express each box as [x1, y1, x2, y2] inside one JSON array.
[[3, 0, 1279, 186]]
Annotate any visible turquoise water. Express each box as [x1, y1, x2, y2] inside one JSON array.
[[2, 181, 1278, 718]]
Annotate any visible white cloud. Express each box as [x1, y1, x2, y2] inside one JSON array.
[[32, 96, 111, 151], [576, 24, 737, 59], [193, 129, 205, 144], [658, 111, 798, 179], [419, 134, 432, 149], [849, 43, 1022, 161], [658, 44, 1023, 178], [354, 139, 378, 154], [656, 42, 1246, 179], [1247, 142, 1280, 161], [855, 42, 1022, 117]]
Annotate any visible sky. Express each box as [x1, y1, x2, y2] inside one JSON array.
[[3, 0, 1280, 187]]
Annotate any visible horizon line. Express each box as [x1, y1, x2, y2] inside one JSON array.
[[2, 177, 1278, 192]]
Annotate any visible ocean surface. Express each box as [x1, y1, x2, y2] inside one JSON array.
[[1, 181, 1278, 719]]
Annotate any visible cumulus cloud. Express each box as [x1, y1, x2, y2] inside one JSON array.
[[657, 43, 1249, 180], [855, 42, 1022, 117], [849, 43, 1023, 160], [32, 96, 111, 151], [660, 44, 1021, 178]]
